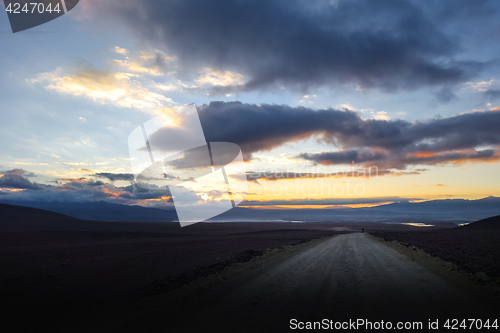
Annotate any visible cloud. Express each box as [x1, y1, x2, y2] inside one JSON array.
[[299, 95, 317, 105], [192, 101, 500, 172], [0, 169, 43, 190], [297, 150, 387, 165], [466, 78, 499, 92], [465, 78, 500, 101], [111, 49, 176, 76], [435, 88, 458, 103], [114, 46, 129, 55], [0, 171, 174, 206], [95, 172, 135, 182], [197, 69, 244, 87], [79, 0, 491, 93], [30, 66, 173, 110], [484, 90, 500, 101], [371, 111, 390, 121], [299, 149, 500, 171]]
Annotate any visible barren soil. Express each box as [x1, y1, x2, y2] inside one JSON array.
[[372, 227, 500, 283], [110, 233, 499, 333]]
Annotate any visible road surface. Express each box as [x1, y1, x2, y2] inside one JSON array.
[[116, 233, 498, 332]]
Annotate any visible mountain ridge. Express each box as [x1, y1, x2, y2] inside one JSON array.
[[1, 196, 499, 224]]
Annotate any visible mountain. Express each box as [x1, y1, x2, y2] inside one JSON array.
[[0, 201, 178, 222], [210, 197, 500, 224], [0, 203, 78, 221], [0, 203, 184, 233], [359, 196, 500, 221], [0, 203, 80, 231], [460, 214, 500, 230], [1, 196, 499, 225], [367, 196, 500, 215]]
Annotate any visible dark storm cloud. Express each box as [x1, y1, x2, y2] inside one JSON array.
[[118, 183, 172, 201], [484, 89, 500, 101], [435, 88, 458, 103], [300, 149, 498, 170], [199, 101, 363, 158], [83, 0, 490, 92], [0, 169, 43, 190], [95, 172, 135, 182], [297, 150, 387, 165], [196, 101, 500, 170], [57, 179, 107, 189]]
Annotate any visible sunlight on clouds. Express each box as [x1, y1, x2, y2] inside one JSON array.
[[372, 111, 390, 120], [197, 69, 244, 86], [150, 105, 198, 128], [299, 95, 317, 104], [253, 154, 303, 165], [154, 81, 198, 92], [112, 59, 164, 76], [114, 46, 129, 55], [335, 104, 390, 120], [336, 103, 356, 111], [63, 162, 92, 166], [143, 196, 172, 202], [359, 107, 391, 120], [0, 188, 25, 192], [155, 83, 179, 91], [31, 68, 174, 110], [465, 78, 499, 92], [112, 49, 176, 76], [138, 50, 175, 63], [11, 162, 34, 165], [197, 192, 211, 201]]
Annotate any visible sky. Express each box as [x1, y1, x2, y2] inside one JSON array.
[[1, 0, 500, 211]]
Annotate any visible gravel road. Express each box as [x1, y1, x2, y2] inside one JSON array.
[[119, 233, 498, 332]]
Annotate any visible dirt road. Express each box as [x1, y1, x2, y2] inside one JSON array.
[[117, 233, 498, 332]]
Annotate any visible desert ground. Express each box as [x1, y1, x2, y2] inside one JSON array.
[[116, 233, 499, 333], [1, 204, 499, 332], [372, 215, 500, 283]]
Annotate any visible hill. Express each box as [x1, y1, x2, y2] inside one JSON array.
[[372, 213, 500, 281], [0, 203, 78, 221], [0, 203, 80, 231], [460, 214, 500, 230], [0, 200, 178, 222]]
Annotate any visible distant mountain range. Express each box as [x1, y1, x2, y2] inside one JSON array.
[[210, 196, 500, 224], [366, 196, 500, 215], [1, 196, 499, 225], [0, 200, 178, 222]]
